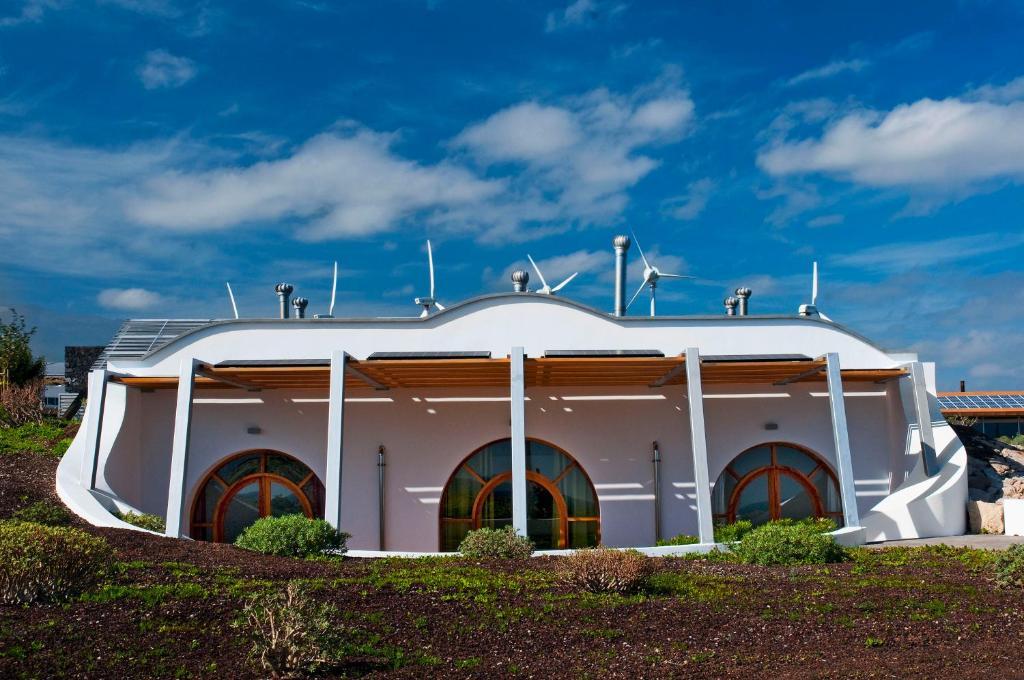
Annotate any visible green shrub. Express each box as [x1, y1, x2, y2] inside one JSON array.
[[655, 533, 699, 547], [235, 580, 340, 676], [235, 514, 349, 558], [993, 544, 1024, 588], [713, 520, 754, 543], [731, 519, 848, 566], [0, 420, 71, 456], [998, 434, 1024, 449], [555, 547, 653, 594], [0, 520, 113, 604], [12, 500, 72, 526], [458, 526, 534, 559], [115, 510, 165, 533]]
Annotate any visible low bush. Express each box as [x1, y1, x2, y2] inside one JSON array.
[[116, 510, 166, 533], [998, 434, 1024, 449], [713, 520, 754, 543], [235, 580, 339, 677], [235, 515, 349, 558], [994, 544, 1024, 588], [458, 526, 534, 559], [0, 520, 113, 604], [655, 533, 699, 547], [731, 519, 847, 566], [12, 500, 72, 526], [556, 547, 653, 594], [0, 381, 43, 428], [0, 420, 72, 456]]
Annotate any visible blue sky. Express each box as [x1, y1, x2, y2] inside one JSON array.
[[2, 0, 1023, 389]]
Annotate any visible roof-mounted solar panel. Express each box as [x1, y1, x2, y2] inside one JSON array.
[[701, 354, 812, 363], [215, 359, 331, 367], [367, 351, 492, 360], [543, 349, 665, 358]]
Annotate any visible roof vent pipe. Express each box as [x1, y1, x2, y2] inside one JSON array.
[[292, 297, 308, 319], [511, 270, 529, 293], [724, 296, 738, 316], [798, 303, 818, 318], [275, 283, 294, 319], [613, 234, 630, 316], [735, 287, 752, 316]]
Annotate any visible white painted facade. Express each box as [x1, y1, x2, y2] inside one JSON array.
[[57, 294, 968, 551]]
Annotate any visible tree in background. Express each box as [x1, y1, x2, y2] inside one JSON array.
[[0, 309, 45, 387]]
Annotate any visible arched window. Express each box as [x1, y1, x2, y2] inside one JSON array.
[[190, 450, 325, 543], [711, 443, 843, 527], [439, 438, 600, 551]]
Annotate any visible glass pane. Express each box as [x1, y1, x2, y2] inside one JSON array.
[[777, 473, 817, 520], [729, 446, 771, 479], [266, 454, 310, 484], [478, 480, 513, 528], [557, 466, 597, 517], [567, 520, 598, 548], [192, 478, 224, 523], [776, 446, 819, 475], [526, 441, 571, 480], [268, 481, 306, 517], [526, 481, 559, 550], [441, 467, 483, 519], [222, 481, 261, 543], [712, 473, 736, 517], [190, 525, 212, 541], [303, 478, 326, 517], [811, 469, 844, 525], [218, 454, 261, 484], [466, 440, 512, 481], [441, 520, 472, 552], [735, 474, 772, 525]]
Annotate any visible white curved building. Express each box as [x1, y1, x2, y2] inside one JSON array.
[[57, 241, 967, 554]]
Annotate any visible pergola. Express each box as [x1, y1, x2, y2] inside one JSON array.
[[86, 350, 923, 546]]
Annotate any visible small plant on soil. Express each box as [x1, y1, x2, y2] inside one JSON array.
[[458, 526, 534, 559], [0, 520, 113, 604], [555, 547, 653, 594], [713, 519, 755, 543], [731, 519, 847, 566], [116, 510, 166, 533], [993, 544, 1024, 588], [12, 499, 72, 526], [235, 580, 339, 678], [235, 514, 349, 558], [655, 533, 699, 546]]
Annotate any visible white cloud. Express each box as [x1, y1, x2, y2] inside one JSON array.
[[831, 233, 1024, 273], [454, 103, 580, 162], [663, 178, 713, 220], [806, 213, 843, 228], [0, 0, 64, 27], [545, 0, 604, 32], [137, 49, 196, 90], [758, 97, 1024, 190], [965, 76, 1024, 104], [98, 287, 163, 310], [786, 58, 869, 87]]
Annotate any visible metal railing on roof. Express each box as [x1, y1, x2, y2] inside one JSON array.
[[91, 319, 213, 370]]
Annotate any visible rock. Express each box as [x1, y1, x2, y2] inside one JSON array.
[[992, 462, 1011, 476], [1004, 478, 1024, 500], [967, 500, 1004, 534]]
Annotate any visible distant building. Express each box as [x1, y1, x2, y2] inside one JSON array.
[[40, 348, 105, 419], [939, 390, 1024, 439]]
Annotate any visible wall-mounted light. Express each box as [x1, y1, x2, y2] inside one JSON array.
[[247, 426, 262, 435], [764, 422, 779, 431]]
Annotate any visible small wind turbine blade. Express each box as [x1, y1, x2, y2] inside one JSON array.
[[551, 271, 578, 293], [630, 229, 651, 269], [626, 280, 647, 309], [527, 254, 547, 289], [427, 240, 435, 300], [225, 282, 239, 319], [812, 261, 818, 306], [329, 261, 338, 316], [434, 301, 446, 311], [658, 273, 695, 279]]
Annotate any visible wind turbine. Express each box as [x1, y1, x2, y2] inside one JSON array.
[[801, 260, 832, 321], [414, 240, 446, 317], [313, 261, 339, 318], [526, 254, 578, 295], [626, 230, 694, 316], [225, 282, 239, 319]]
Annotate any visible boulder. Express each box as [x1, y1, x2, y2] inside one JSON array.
[[967, 500, 1004, 535]]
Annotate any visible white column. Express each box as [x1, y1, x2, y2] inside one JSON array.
[[165, 358, 198, 538], [325, 350, 347, 530], [510, 346, 528, 537], [825, 353, 861, 527], [684, 348, 715, 544], [908, 361, 938, 476], [80, 368, 108, 490]]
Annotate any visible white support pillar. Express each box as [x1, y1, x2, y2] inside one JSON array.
[[684, 348, 715, 544], [510, 346, 528, 538], [80, 368, 108, 490], [908, 361, 938, 476], [825, 353, 861, 527], [325, 350, 347, 530], [165, 358, 199, 538]]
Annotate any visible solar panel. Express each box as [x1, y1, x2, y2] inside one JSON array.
[[938, 394, 1024, 411], [366, 351, 492, 360], [543, 350, 665, 358], [701, 354, 812, 363], [215, 359, 331, 367]]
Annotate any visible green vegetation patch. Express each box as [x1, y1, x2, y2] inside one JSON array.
[[0, 421, 73, 456]]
